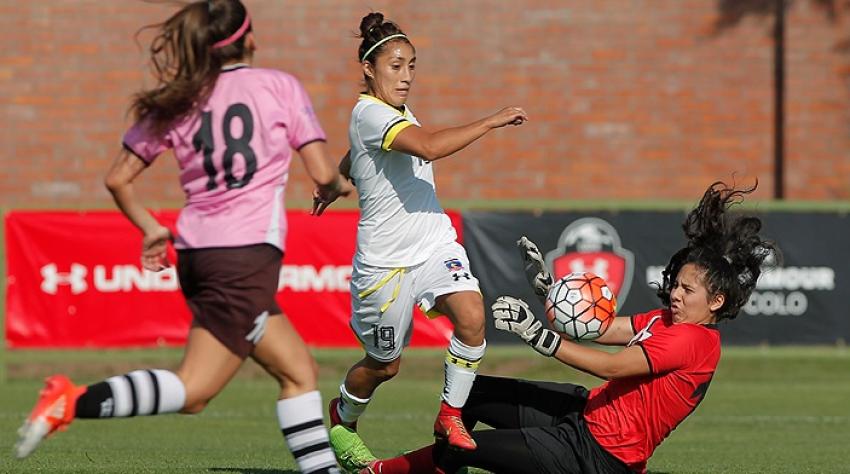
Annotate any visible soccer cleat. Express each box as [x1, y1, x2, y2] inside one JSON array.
[[434, 412, 476, 451], [329, 424, 377, 473], [14, 375, 86, 459], [329, 397, 358, 431]]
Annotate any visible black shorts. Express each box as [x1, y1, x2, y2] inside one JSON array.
[[516, 379, 632, 474], [177, 244, 283, 358], [453, 376, 632, 474]]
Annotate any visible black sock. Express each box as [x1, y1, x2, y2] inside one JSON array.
[[75, 382, 113, 418]]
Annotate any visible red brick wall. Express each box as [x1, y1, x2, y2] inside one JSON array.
[[2, 1, 849, 207]]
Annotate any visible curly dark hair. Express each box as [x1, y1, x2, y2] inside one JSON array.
[[656, 181, 779, 322]]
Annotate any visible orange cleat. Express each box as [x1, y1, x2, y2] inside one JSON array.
[[433, 402, 476, 451], [14, 375, 86, 459]]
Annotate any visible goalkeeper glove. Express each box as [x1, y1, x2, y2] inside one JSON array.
[[492, 296, 561, 357], [517, 236, 553, 304]]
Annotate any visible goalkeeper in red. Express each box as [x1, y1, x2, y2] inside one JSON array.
[[360, 181, 778, 474]]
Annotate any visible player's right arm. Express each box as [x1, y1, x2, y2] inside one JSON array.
[[593, 316, 636, 346], [390, 107, 527, 161], [104, 149, 172, 271], [492, 297, 650, 379]]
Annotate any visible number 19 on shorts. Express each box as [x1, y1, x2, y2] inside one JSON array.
[[371, 325, 395, 351]]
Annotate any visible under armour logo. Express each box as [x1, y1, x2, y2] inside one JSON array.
[[569, 259, 609, 282], [452, 272, 471, 282], [627, 315, 662, 347], [245, 311, 269, 345], [41, 263, 88, 294]]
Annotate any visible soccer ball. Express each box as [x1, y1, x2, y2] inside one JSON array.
[[545, 272, 617, 341]]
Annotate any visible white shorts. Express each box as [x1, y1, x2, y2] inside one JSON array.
[[350, 241, 480, 362]]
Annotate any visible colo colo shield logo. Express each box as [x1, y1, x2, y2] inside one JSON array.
[[545, 217, 635, 306]]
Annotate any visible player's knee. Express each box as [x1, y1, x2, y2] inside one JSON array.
[[378, 363, 400, 381], [289, 357, 319, 389], [453, 304, 486, 345]]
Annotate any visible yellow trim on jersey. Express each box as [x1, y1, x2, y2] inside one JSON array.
[[359, 94, 404, 114], [358, 268, 406, 314], [381, 120, 413, 151], [445, 351, 481, 370]]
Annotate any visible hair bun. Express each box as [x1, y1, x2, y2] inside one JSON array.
[[359, 12, 384, 37]]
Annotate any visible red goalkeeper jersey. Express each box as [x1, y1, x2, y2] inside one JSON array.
[[583, 309, 720, 473]]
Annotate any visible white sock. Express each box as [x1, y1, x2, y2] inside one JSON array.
[[277, 391, 339, 473], [337, 383, 370, 425], [103, 369, 186, 417], [443, 336, 486, 408]]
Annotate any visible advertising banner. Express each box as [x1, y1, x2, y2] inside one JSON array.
[[463, 211, 848, 345], [5, 210, 460, 349]]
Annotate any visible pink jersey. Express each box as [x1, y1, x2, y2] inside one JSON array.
[[123, 66, 326, 251]]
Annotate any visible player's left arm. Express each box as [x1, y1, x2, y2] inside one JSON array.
[[552, 341, 650, 380], [389, 107, 527, 162], [592, 316, 636, 346]]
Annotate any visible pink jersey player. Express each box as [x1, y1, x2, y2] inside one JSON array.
[[123, 66, 326, 251], [15, 2, 351, 472]]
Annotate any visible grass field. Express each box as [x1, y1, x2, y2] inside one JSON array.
[[0, 346, 848, 473]]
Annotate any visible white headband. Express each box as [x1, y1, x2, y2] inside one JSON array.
[[360, 34, 408, 62]]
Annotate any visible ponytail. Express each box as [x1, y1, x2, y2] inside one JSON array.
[[130, 0, 250, 135]]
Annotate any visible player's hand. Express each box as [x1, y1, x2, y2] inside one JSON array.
[[141, 225, 173, 272], [517, 236, 553, 304], [486, 106, 528, 129], [492, 296, 561, 357], [311, 177, 354, 216]]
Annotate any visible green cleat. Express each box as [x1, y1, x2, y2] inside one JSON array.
[[329, 424, 378, 473]]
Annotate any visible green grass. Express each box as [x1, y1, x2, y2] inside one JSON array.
[[0, 347, 848, 473]]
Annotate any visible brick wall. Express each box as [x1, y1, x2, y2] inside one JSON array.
[[2, 0, 849, 208]]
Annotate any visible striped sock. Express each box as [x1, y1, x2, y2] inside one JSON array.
[[277, 391, 339, 474], [75, 369, 185, 418]]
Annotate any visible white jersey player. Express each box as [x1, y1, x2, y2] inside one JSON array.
[[314, 11, 528, 472]]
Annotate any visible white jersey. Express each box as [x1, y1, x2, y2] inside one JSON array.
[[349, 94, 457, 268]]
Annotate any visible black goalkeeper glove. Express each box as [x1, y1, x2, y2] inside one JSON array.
[[517, 236, 553, 304], [492, 296, 561, 357]]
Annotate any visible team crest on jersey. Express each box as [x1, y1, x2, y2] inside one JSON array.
[[545, 217, 635, 306], [444, 259, 465, 272]]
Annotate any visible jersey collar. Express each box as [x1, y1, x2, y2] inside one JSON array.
[[359, 93, 406, 115], [222, 63, 250, 72]]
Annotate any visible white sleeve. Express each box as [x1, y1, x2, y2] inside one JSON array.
[[356, 103, 414, 152]]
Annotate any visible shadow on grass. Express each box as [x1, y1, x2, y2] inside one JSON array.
[[208, 468, 297, 474]]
